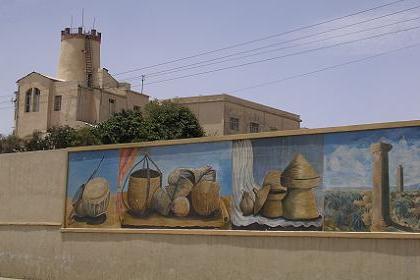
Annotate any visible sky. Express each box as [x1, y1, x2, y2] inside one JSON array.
[[324, 126, 420, 188], [1, 0, 420, 135], [67, 141, 232, 197]]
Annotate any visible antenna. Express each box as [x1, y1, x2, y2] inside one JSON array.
[[93, 17, 96, 29], [81, 8, 84, 30], [70, 15, 73, 28]]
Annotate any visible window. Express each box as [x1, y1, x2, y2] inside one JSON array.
[[230, 117, 239, 131], [24, 89, 32, 112], [249, 122, 260, 133], [109, 99, 116, 115], [54, 96, 62, 111], [32, 88, 40, 112], [133, 105, 141, 112]]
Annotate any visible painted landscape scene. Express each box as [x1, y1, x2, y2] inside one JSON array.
[[323, 127, 420, 232]]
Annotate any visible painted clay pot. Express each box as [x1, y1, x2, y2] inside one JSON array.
[[171, 197, 190, 217], [127, 169, 161, 216], [240, 191, 254, 216], [191, 181, 220, 217], [152, 187, 172, 216]]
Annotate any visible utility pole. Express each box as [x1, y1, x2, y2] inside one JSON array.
[[141, 75, 145, 94]]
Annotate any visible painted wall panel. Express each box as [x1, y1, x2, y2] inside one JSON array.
[[65, 126, 420, 233]]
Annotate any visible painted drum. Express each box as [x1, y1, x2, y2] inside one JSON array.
[[75, 177, 110, 218]]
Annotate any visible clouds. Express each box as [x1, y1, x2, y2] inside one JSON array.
[[389, 136, 420, 186], [324, 132, 420, 189], [324, 144, 371, 188]]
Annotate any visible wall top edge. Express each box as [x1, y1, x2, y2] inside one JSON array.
[[60, 227, 420, 239], [66, 119, 420, 153]]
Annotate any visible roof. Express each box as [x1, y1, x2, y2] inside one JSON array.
[[16, 72, 65, 83], [169, 93, 301, 122]]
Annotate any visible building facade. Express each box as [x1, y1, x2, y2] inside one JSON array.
[[14, 27, 149, 138], [171, 94, 301, 136], [14, 27, 300, 138]]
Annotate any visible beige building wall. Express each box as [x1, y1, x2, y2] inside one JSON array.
[[49, 81, 80, 128], [15, 73, 150, 137], [172, 94, 301, 136], [180, 101, 225, 136], [15, 74, 54, 137], [0, 150, 419, 280]]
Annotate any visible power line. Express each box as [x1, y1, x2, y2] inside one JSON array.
[[1, 42, 417, 111], [3, 16, 417, 99], [230, 43, 420, 93], [140, 24, 420, 86], [0, 1, 415, 96], [0, 1, 416, 103], [137, 13, 420, 80], [113, 0, 408, 76]]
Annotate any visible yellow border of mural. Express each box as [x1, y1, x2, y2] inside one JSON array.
[[62, 119, 420, 239]]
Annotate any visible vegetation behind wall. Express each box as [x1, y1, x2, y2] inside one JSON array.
[[0, 101, 204, 154]]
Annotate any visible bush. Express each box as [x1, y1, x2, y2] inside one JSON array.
[[74, 127, 101, 146], [141, 100, 204, 141], [25, 131, 48, 151], [92, 110, 144, 144], [44, 126, 79, 149], [0, 102, 205, 153], [0, 134, 25, 153], [91, 102, 204, 144]]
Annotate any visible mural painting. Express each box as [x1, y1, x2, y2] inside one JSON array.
[[323, 127, 420, 232], [65, 126, 420, 233], [66, 142, 232, 229]]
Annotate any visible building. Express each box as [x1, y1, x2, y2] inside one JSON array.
[[14, 27, 149, 138], [171, 94, 301, 136], [14, 27, 300, 138]]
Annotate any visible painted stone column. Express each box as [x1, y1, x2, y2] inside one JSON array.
[[396, 165, 404, 192], [370, 142, 393, 231]]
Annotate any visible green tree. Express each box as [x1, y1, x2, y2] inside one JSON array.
[[44, 126, 78, 149], [74, 127, 101, 146], [25, 131, 48, 151], [92, 110, 144, 144], [0, 134, 25, 153], [141, 100, 204, 141]]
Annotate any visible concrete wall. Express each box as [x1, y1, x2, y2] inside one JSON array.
[[0, 147, 419, 279]]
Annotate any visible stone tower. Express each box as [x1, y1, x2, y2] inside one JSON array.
[[370, 142, 393, 231], [57, 27, 101, 86], [396, 165, 404, 192]]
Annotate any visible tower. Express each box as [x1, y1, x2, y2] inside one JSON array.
[[370, 142, 393, 231], [57, 27, 101, 86], [396, 164, 404, 192]]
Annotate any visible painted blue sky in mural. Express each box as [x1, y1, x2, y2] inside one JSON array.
[[67, 149, 119, 197], [126, 141, 233, 196], [324, 127, 420, 189]]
